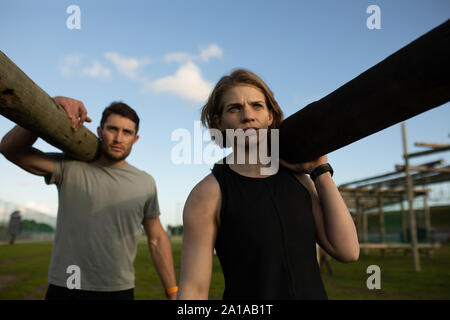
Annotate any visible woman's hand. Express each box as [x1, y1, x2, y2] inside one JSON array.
[[280, 155, 328, 174]]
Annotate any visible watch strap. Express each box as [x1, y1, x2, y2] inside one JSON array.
[[310, 163, 333, 182]]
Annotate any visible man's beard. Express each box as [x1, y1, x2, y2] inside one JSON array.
[[100, 142, 132, 162]]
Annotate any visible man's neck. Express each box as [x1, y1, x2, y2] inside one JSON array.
[[97, 154, 127, 166]]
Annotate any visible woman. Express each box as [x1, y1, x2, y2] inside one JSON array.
[[177, 69, 359, 299]]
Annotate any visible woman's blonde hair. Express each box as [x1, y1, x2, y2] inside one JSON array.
[[201, 69, 284, 130]]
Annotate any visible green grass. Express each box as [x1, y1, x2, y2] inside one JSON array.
[[134, 237, 225, 300], [0, 242, 53, 299], [321, 243, 450, 299], [1, 240, 450, 299]]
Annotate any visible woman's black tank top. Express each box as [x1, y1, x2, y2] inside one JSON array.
[[212, 163, 328, 300]]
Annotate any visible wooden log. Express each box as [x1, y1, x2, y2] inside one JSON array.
[[362, 207, 368, 255], [395, 165, 450, 173], [402, 123, 421, 271], [356, 168, 449, 189], [340, 160, 443, 187], [280, 20, 450, 163], [414, 142, 450, 148], [406, 146, 450, 158], [0, 50, 98, 161]]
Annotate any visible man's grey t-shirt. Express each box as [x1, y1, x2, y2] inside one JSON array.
[[45, 157, 160, 291]]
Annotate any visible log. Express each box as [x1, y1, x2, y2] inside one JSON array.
[[0, 50, 98, 161], [395, 165, 450, 173], [414, 142, 450, 148], [280, 19, 450, 163], [407, 146, 450, 158], [340, 160, 444, 187]]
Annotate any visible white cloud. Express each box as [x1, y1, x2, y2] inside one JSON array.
[[59, 53, 111, 80], [199, 44, 223, 61], [164, 52, 193, 64], [164, 44, 223, 64], [81, 60, 111, 79], [57, 46, 221, 105], [147, 62, 213, 104], [58, 53, 83, 77], [105, 52, 151, 79]]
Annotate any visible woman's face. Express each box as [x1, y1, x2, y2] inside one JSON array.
[[215, 84, 273, 132], [214, 84, 273, 150]]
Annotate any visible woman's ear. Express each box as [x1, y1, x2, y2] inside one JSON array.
[[213, 114, 221, 130], [268, 109, 274, 126]]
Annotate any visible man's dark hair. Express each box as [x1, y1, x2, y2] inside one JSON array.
[[100, 101, 140, 134]]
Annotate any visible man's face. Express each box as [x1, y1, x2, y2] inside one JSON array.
[[97, 114, 139, 164], [214, 84, 273, 148]]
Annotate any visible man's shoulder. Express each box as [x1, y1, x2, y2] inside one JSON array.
[[125, 163, 155, 180]]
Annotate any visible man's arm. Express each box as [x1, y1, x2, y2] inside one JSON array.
[[143, 216, 178, 300], [0, 96, 91, 176], [0, 126, 54, 176], [177, 174, 221, 300]]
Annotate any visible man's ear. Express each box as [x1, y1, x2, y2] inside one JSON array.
[[97, 126, 103, 139], [133, 135, 139, 145]]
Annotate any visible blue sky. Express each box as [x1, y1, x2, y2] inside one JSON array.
[[0, 0, 449, 227]]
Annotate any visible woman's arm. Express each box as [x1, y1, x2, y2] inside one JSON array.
[[177, 174, 221, 299], [297, 171, 360, 262], [281, 156, 359, 262]]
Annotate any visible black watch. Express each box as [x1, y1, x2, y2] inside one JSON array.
[[310, 163, 333, 182]]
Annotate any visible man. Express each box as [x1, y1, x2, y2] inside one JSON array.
[[0, 97, 178, 300], [177, 69, 359, 299], [8, 210, 22, 245]]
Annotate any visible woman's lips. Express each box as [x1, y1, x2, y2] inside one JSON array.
[[244, 128, 257, 136]]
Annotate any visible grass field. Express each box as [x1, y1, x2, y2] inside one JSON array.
[[1, 239, 449, 300]]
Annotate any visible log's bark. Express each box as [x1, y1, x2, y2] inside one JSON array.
[[0, 50, 98, 161], [280, 19, 450, 163]]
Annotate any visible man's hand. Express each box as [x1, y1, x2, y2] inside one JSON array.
[[280, 155, 328, 174], [167, 291, 177, 300], [53, 96, 92, 131]]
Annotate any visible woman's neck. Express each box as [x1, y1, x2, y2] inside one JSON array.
[[226, 152, 274, 178]]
